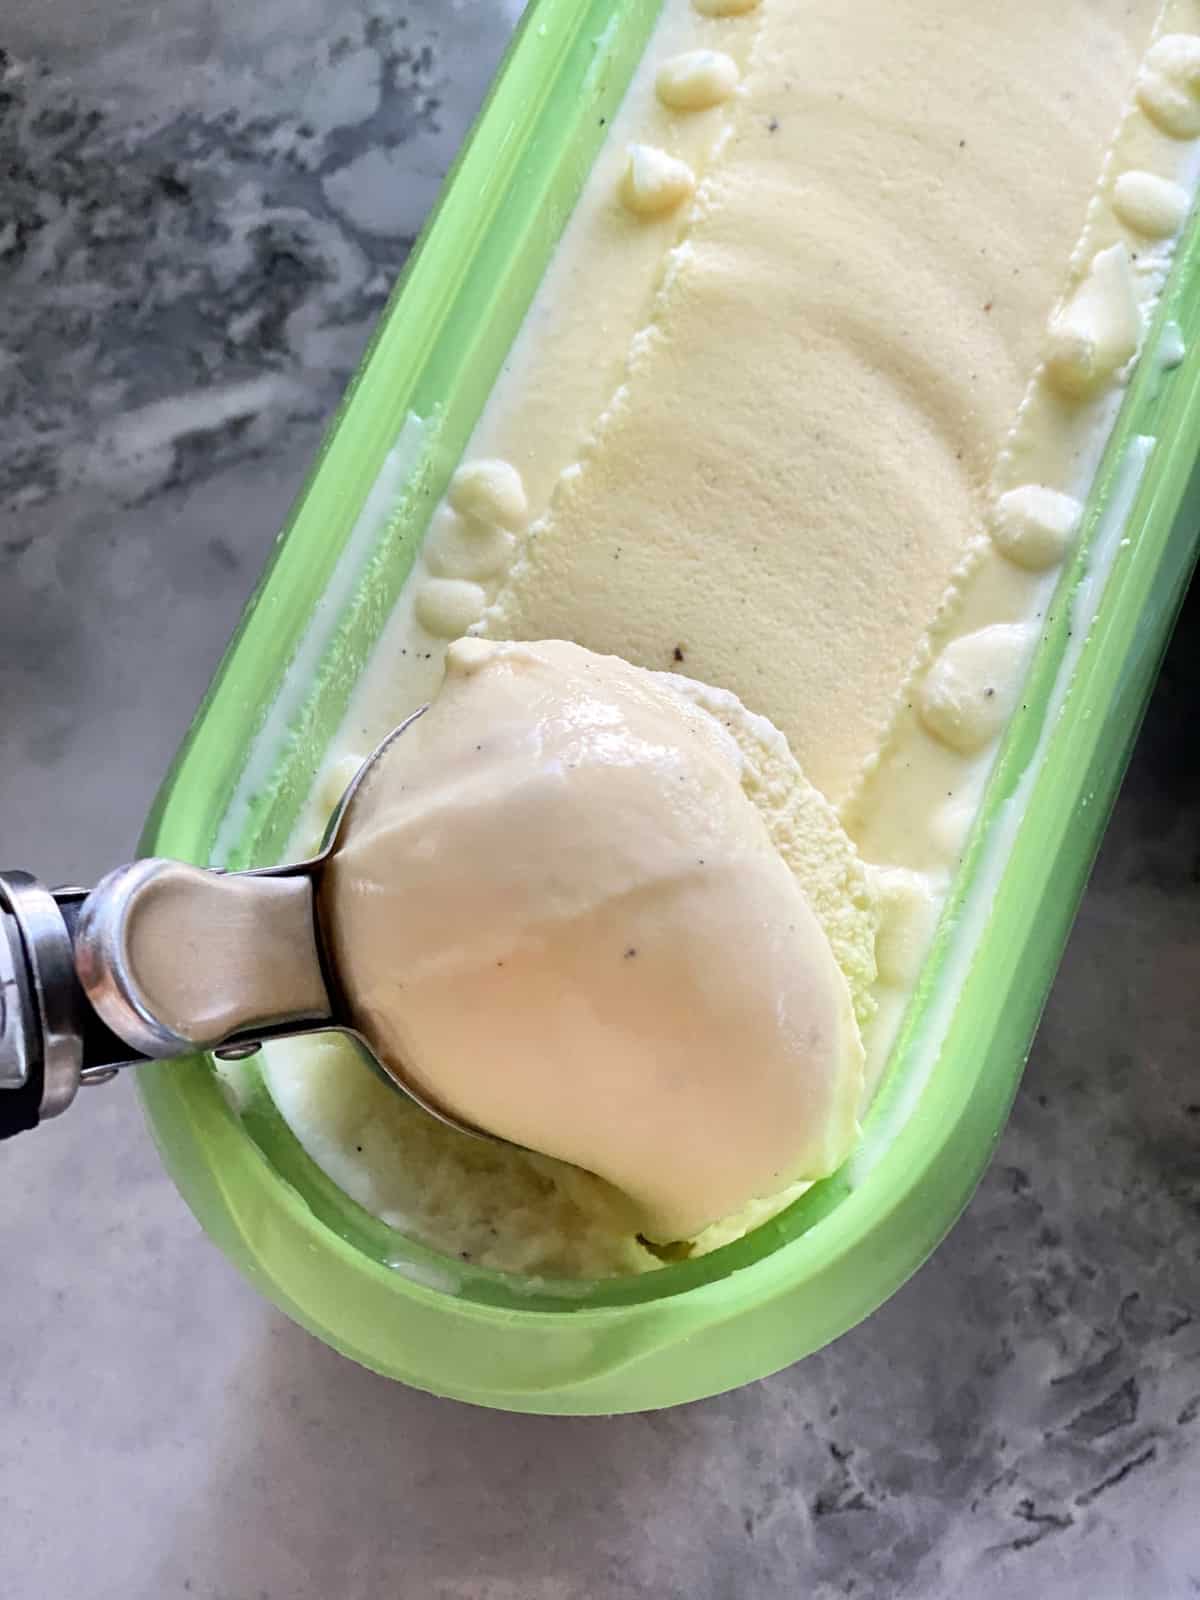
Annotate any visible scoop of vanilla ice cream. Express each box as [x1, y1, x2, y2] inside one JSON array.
[[321, 638, 870, 1242]]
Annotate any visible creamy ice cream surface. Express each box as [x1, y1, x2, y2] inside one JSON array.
[[321, 638, 871, 1243], [247, 0, 1200, 1276]]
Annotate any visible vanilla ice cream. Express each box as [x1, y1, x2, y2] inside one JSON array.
[[321, 638, 870, 1242], [249, 0, 1199, 1276]]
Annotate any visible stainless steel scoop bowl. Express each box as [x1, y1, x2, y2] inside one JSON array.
[[0, 706, 482, 1142]]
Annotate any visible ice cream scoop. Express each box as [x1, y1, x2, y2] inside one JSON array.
[[1, 641, 867, 1239], [0, 704, 446, 1142], [0, 700, 462, 1142], [322, 639, 866, 1240]]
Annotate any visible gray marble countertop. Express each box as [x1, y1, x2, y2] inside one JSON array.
[[1, 5, 1197, 1596]]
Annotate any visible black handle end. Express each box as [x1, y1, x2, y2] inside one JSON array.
[[0, 1058, 42, 1140]]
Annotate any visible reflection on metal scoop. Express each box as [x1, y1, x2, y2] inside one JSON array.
[[0, 707, 486, 1143]]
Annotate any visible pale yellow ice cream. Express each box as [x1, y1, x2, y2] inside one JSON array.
[[477, 1, 1164, 805], [322, 638, 871, 1242], [251, 0, 1198, 1276]]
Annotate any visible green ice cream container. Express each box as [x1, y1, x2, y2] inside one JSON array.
[[137, 0, 1200, 1412]]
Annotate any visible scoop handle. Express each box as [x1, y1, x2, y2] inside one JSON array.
[[0, 873, 86, 1141], [74, 859, 334, 1058]]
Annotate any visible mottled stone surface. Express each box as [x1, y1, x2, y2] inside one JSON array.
[[0, 5, 1197, 1597]]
